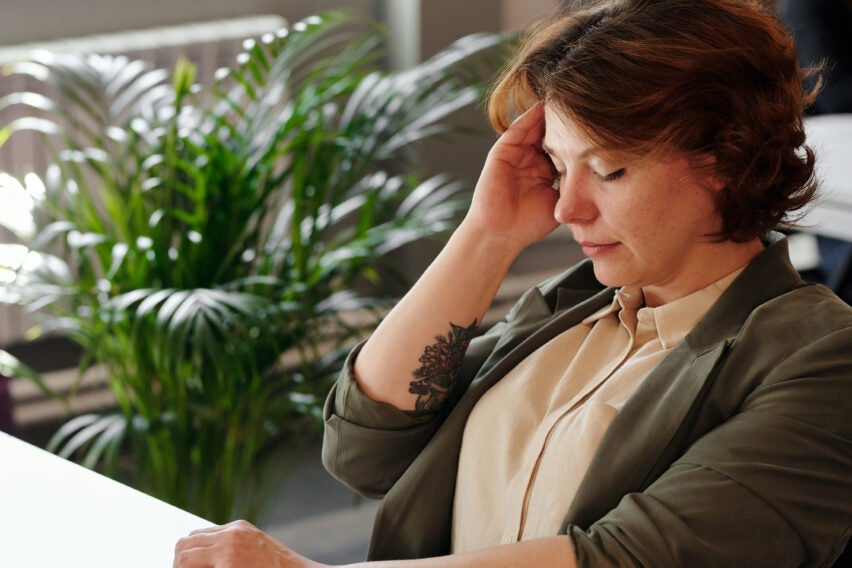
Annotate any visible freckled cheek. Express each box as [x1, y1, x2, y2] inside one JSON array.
[[614, 203, 668, 240]]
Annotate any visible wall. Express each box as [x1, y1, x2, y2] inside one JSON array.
[[0, 0, 558, 48], [0, 0, 379, 46]]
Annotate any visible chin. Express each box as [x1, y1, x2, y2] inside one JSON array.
[[590, 262, 636, 289]]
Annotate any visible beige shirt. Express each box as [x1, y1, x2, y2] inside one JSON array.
[[451, 270, 742, 553]]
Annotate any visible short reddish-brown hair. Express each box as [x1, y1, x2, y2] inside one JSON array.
[[488, 0, 820, 242]]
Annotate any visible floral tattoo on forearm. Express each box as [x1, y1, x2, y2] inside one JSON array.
[[408, 320, 479, 411]]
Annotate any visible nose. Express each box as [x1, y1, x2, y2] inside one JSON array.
[[553, 172, 598, 225]]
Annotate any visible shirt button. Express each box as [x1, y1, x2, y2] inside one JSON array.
[[502, 536, 513, 545]]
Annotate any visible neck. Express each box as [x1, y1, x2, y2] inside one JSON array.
[[642, 238, 764, 307]]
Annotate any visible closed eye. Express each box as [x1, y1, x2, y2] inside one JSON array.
[[551, 169, 564, 190], [601, 168, 626, 182]]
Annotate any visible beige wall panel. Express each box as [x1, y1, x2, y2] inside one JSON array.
[[502, 0, 561, 30], [0, 0, 378, 46]]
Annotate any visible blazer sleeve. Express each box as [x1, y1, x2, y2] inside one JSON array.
[[321, 320, 509, 499], [568, 325, 852, 568]]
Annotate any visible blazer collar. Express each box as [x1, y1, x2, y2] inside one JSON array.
[[474, 260, 612, 385], [685, 231, 803, 352]]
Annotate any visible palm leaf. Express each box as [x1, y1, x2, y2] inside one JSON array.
[[0, 349, 63, 402]]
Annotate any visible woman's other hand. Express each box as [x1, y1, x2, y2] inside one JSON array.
[[173, 521, 329, 568], [462, 102, 560, 253]]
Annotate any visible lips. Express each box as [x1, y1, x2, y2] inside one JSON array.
[[580, 241, 619, 257]]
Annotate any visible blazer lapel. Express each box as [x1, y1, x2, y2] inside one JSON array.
[[564, 337, 733, 528], [473, 285, 614, 396]]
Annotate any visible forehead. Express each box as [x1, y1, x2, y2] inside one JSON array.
[[543, 103, 686, 170], [542, 104, 609, 161]]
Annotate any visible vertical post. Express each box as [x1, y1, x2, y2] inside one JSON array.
[[382, 0, 421, 70]]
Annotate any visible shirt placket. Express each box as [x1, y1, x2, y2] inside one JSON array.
[[505, 314, 638, 543]]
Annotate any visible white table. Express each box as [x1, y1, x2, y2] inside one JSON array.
[[0, 432, 214, 568], [802, 114, 852, 241]]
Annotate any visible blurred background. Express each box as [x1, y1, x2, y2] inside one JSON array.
[[1, 1, 849, 564]]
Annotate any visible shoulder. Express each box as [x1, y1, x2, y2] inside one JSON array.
[[687, 273, 852, 419], [688, 233, 851, 355], [740, 283, 852, 346], [717, 283, 852, 413]]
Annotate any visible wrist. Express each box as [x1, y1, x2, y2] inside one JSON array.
[[452, 220, 527, 267]]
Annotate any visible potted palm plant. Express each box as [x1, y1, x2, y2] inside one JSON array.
[[0, 11, 507, 523]]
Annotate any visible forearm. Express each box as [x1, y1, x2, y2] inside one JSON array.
[[355, 103, 556, 412], [354, 222, 522, 411], [345, 537, 576, 568]]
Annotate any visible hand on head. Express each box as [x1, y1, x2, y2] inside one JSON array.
[[461, 102, 560, 253]]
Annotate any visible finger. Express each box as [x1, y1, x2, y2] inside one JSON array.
[[173, 544, 216, 568], [188, 520, 254, 537], [175, 522, 250, 563], [187, 525, 226, 537], [501, 101, 546, 146], [176, 533, 219, 552]]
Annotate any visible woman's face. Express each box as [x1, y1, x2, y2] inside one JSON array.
[[543, 104, 726, 305]]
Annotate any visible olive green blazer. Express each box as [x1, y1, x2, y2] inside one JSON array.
[[322, 233, 852, 567]]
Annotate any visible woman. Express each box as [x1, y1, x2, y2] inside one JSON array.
[[174, 0, 852, 566]]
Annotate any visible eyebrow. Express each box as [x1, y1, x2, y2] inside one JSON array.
[[542, 141, 599, 161]]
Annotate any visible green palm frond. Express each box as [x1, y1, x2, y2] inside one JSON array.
[[0, 349, 62, 402]]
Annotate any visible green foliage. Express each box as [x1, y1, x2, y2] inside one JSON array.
[[0, 11, 508, 522]]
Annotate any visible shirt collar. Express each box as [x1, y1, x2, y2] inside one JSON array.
[[581, 267, 746, 349]]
